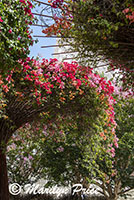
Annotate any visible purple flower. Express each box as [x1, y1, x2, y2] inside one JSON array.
[[28, 155, 33, 160], [57, 146, 64, 152], [43, 130, 48, 137], [23, 157, 27, 161]]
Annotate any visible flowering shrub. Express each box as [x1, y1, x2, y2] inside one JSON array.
[[1, 57, 117, 158], [48, 0, 64, 8], [84, 94, 134, 200], [7, 80, 134, 198], [0, 1, 123, 199], [1, 58, 116, 139], [42, 0, 134, 90], [123, 6, 134, 24], [7, 125, 42, 185], [0, 0, 35, 72], [3, 58, 119, 189]]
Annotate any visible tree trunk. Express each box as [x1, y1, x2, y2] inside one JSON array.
[[0, 148, 9, 200], [106, 196, 118, 200]]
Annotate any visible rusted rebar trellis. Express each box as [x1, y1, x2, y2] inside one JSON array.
[[32, 0, 77, 60]]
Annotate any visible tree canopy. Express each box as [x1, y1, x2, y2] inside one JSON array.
[[42, 0, 134, 90]]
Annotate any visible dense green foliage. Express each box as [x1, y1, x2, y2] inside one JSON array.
[[84, 96, 134, 200], [7, 93, 134, 200], [0, 0, 35, 72]]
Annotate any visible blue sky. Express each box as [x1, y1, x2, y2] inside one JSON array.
[[29, 1, 56, 60]]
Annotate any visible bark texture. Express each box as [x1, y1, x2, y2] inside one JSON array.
[[0, 149, 9, 200]]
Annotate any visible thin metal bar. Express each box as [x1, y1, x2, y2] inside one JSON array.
[[33, 35, 58, 38], [41, 44, 71, 48], [52, 51, 77, 55], [33, 35, 74, 39], [62, 57, 78, 60], [94, 64, 109, 68], [34, 0, 51, 6], [32, 13, 53, 19], [60, 60, 109, 66], [31, 24, 48, 27]]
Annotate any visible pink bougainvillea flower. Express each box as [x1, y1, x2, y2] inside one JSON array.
[[27, 1, 33, 8], [24, 7, 32, 15], [122, 8, 130, 14], [0, 16, 3, 22], [20, 0, 26, 4], [114, 142, 118, 148], [8, 29, 12, 33]]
